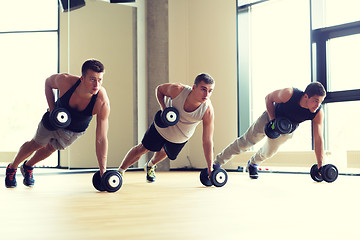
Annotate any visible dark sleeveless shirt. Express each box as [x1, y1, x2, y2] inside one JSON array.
[[275, 88, 320, 125], [56, 79, 98, 132]]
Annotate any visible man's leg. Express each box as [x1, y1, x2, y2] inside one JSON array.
[[247, 133, 294, 179], [214, 111, 269, 165], [9, 140, 44, 169], [118, 143, 150, 173], [26, 143, 57, 166]]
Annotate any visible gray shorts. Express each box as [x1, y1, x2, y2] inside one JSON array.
[[33, 121, 85, 150]]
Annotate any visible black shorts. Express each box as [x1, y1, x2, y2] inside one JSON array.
[[141, 123, 187, 160]]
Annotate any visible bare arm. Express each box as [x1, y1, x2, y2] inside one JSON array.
[[312, 108, 324, 168], [265, 88, 293, 120], [45, 74, 60, 111], [95, 92, 110, 176], [155, 83, 184, 110], [202, 104, 215, 175], [44, 73, 77, 111]]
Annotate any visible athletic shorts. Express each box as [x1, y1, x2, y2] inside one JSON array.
[[33, 121, 85, 150], [141, 123, 187, 160]]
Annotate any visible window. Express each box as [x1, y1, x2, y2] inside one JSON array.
[[325, 102, 360, 151], [0, 0, 58, 167], [237, 0, 360, 162], [238, 0, 312, 151], [327, 34, 360, 92], [323, 0, 360, 28]]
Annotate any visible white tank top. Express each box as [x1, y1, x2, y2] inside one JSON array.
[[155, 85, 210, 143]]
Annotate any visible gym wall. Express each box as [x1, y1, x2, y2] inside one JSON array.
[[58, 1, 135, 168], [168, 0, 239, 169]]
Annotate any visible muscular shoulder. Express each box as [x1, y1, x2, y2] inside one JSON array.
[[53, 73, 79, 95], [93, 87, 110, 117], [202, 101, 214, 122], [158, 83, 186, 99], [267, 87, 293, 103]]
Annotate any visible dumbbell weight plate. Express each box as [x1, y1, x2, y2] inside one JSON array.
[[310, 164, 323, 182], [50, 108, 71, 129], [200, 168, 213, 187], [56, 111, 69, 124], [210, 168, 228, 187], [101, 170, 123, 192], [154, 110, 167, 128], [276, 118, 292, 134], [92, 171, 106, 191], [264, 121, 280, 139], [321, 164, 338, 183], [162, 107, 179, 126]]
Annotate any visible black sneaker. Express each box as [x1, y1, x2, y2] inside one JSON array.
[[213, 164, 221, 170], [20, 161, 35, 187], [144, 162, 156, 183], [5, 164, 17, 188], [246, 161, 259, 179]]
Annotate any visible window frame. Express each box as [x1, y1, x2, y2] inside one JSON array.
[[312, 20, 360, 103]]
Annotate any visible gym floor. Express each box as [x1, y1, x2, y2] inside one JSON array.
[[1, 169, 359, 240]]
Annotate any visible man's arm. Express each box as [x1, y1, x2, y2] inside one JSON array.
[[155, 83, 184, 110], [95, 92, 110, 176], [202, 104, 215, 175], [45, 74, 60, 111], [45, 73, 76, 111], [312, 108, 325, 168], [265, 88, 293, 120]]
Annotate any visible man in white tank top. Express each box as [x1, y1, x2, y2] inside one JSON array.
[[118, 73, 215, 183]]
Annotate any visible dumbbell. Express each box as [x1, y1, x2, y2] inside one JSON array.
[[42, 107, 71, 131], [92, 170, 123, 192], [200, 167, 228, 187], [154, 107, 180, 128], [264, 117, 293, 139], [310, 164, 338, 183]]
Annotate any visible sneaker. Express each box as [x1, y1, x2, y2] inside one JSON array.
[[20, 161, 35, 187], [5, 165, 17, 188], [144, 162, 157, 183], [246, 161, 259, 179]]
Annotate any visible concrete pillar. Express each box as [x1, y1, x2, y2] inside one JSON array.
[[146, 0, 170, 171]]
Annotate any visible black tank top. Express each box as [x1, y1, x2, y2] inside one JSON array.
[[56, 79, 98, 132], [275, 88, 320, 125]]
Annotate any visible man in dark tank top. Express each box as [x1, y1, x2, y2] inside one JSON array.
[[5, 59, 110, 188], [214, 82, 326, 179]]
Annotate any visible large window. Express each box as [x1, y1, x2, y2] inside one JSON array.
[[237, 0, 360, 156], [238, 0, 312, 151], [0, 0, 58, 167], [312, 0, 360, 152]]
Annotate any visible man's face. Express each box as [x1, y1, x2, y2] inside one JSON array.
[[306, 94, 325, 113], [193, 81, 214, 103], [82, 69, 104, 95]]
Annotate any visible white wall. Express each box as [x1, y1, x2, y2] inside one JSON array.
[[168, 0, 238, 169], [59, 1, 135, 168]]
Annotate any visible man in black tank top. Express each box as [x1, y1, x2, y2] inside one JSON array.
[[5, 59, 111, 188], [214, 82, 326, 179]]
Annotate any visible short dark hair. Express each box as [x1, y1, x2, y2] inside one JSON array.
[[194, 73, 215, 86], [305, 82, 326, 98], [81, 59, 105, 76]]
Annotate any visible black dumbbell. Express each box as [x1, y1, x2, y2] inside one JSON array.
[[310, 164, 338, 183], [50, 108, 71, 129], [264, 117, 293, 139], [92, 170, 123, 192], [154, 107, 179, 128], [42, 107, 71, 131], [200, 167, 228, 187]]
